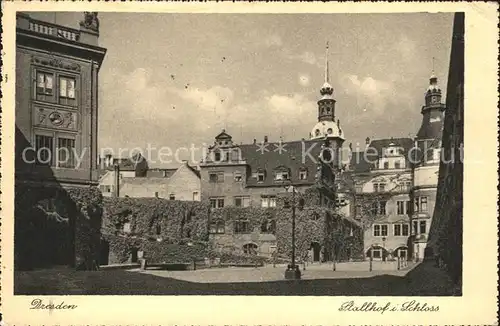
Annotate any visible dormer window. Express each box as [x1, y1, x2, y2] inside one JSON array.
[[257, 170, 266, 182], [214, 151, 221, 162], [274, 171, 289, 181], [299, 169, 308, 180]]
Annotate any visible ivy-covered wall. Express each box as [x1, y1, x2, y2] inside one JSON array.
[[14, 183, 103, 271], [101, 197, 211, 264]]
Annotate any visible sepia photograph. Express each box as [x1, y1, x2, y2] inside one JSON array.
[[11, 10, 466, 297]]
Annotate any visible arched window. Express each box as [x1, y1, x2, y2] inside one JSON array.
[[209, 219, 225, 234], [243, 243, 258, 255]]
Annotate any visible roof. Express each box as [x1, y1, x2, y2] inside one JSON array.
[[349, 137, 414, 173], [416, 118, 444, 140], [238, 139, 325, 187]]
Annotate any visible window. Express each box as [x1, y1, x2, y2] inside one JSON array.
[[192, 191, 200, 201], [420, 197, 428, 212], [394, 224, 409, 236], [397, 200, 409, 215], [315, 129, 321, 136], [399, 181, 412, 192], [155, 224, 161, 235], [394, 161, 401, 169], [373, 182, 386, 192], [379, 201, 387, 215], [381, 224, 388, 236], [373, 224, 387, 237], [419, 220, 427, 234], [35, 134, 54, 166], [100, 185, 111, 193], [234, 171, 242, 182], [234, 220, 251, 234], [257, 170, 265, 182], [214, 151, 221, 161], [59, 76, 76, 99], [261, 196, 276, 207], [209, 219, 225, 234], [355, 184, 363, 193], [274, 171, 289, 181], [299, 170, 308, 180], [36, 72, 53, 95], [210, 198, 224, 208], [57, 137, 76, 168], [209, 172, 224, 183], [414, 196, 428, 212], [243, 243, 258, 255], [394, 224, 401, 236], [372, 249, 382, 259], [169, 194, 175, 200], [402, 223, 409, 236], [261, 220, 276, 234], [383, 161, 389, 169], [371, 201, 386, 215], [234, 196, 250, 207]]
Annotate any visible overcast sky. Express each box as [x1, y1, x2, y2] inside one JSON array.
[[30, 12, 454, 167]]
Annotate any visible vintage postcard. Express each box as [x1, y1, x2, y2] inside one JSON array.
[[0, 1, 498, 325]]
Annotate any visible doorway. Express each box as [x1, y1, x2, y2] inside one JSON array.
[[99, 239, 110, 266], [311, 242, 321, 262]]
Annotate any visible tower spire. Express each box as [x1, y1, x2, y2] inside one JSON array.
[[325, 41, 330, 83]]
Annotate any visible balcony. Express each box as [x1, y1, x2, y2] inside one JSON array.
[[16, 13, 102, 48]]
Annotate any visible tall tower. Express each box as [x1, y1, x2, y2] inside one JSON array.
[[310, 42, 344, 142], [410, 70, 446, 261]]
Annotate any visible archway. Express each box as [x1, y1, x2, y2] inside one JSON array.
[[99, 239, 110, 266], [311, 242, 321, 262], [131, 247, 139, 263], [393, 246, 408, 260], [366, 246, 388, 261]]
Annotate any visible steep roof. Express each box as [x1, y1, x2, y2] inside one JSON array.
[[238, 139, 324, 187], [349, 137, 414, 173]]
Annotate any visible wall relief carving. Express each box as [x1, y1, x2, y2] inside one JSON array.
[[31, 55, 81, 72], [34, 107, 78, 130]]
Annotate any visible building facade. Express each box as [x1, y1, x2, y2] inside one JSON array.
[[347, 138, 414, 260], [410, 73, 446, 261], [426, 12, 464, 287], [15, 12, 107, 269], [199, 44, 359, 259]]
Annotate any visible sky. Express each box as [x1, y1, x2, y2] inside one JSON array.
[[30, 12, 454, 167]]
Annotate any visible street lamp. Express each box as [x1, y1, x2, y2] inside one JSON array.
[[283, 182, 301, 280]]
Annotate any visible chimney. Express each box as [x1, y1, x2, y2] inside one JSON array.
[[264, 136, 268, 143], [253, 139, 256, 145], [365, 137, 370, 145], [113, 163, 120, 197]]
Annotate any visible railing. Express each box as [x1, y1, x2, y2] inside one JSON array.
[[27, 19, 80, 42]]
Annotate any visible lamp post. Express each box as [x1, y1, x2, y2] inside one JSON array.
[[283, 182, 301, 280]]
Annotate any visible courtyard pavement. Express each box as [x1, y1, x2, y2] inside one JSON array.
[[14, 260, 457, 296], [135, 261, 415, 283]]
